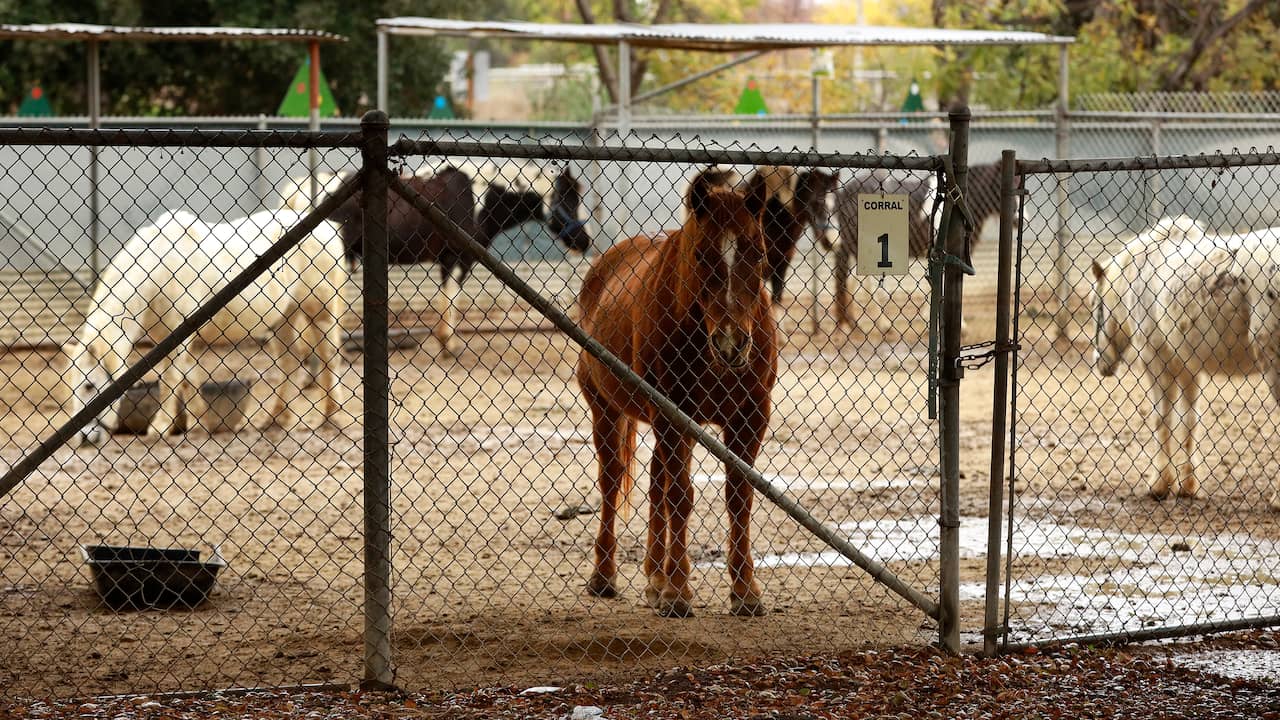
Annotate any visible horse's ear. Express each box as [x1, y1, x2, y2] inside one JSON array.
[[687, 168, 717, 220], [1091, 260, 1106, 282]]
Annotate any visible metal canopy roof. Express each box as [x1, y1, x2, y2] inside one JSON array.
[[376, 18, 1073, 51], [0, 22, 346, 43]]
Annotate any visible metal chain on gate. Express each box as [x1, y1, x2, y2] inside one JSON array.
[[956, 339, 1021, 371]]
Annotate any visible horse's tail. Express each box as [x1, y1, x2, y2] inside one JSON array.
[[617, 417, 638, 519]]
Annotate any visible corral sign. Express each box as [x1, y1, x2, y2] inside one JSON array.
[[856, 193, 909, 276]]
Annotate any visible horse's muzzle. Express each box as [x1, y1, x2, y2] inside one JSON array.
[[713, 330, 753, 370], [1094, 350, 1119, 378]]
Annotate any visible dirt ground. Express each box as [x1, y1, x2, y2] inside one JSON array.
[[1, 276, 1278, 700]]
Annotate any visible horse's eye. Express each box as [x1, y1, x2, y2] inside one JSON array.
[[82, 381, 95, 393], [1269, 290, 1277, 301]]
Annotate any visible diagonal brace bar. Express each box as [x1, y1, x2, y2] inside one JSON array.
[[387, 173, 941, 621]]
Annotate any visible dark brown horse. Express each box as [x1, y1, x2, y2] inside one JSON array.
[[577, 167, 776, 618], [829, 161, 1002, 329], [321, 166, 592, 353], [743, 166, 841, 305]]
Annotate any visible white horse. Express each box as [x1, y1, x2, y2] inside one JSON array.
[[1091, 215, 1280, 508], [65, 208, 348, 446]]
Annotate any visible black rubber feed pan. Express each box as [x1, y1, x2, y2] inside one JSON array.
[[80, 544, 225, 610]]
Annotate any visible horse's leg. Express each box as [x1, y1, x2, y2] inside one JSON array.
[[303, 301, 343, 423], [724, 408, 767, 616], [1148, 366, 1177, 499], [643, 435, 671, 610], [148, 341, 194, 438], [833, 242, 851, 329], [1268, 362, 1280, 510], [257, 312, 303, 431], [647, 418, 694, 617], [432, 262, 464, 356], [584, 385, 634, 598], [1176, 372, 1201, 498]]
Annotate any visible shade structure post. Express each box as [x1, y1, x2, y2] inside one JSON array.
[[808, 49, 822, 335], [307, 40, 321, 207], [377, 29, 389, 114], [1053, 43, 1070, 342], [87, 38, 101, 287], [617, 40, 631, 137]]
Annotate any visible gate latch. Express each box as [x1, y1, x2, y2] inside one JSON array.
[[956, 339, 1019, 371]]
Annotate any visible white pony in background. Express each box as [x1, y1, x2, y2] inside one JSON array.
[[65, 208, 348, 446], [1091, 215, 1280, 508]]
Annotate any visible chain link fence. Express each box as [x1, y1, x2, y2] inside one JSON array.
[[10, 106, 1275, 700], [988, 153, 1280, 648], [0, 117, 972, 698]]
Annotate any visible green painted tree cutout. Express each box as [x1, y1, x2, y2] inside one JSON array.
[[277, 57, 340, 117]]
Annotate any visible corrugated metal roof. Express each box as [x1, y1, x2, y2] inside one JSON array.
[[376, 18, 1073, 51], [0, 23, 346, 43]]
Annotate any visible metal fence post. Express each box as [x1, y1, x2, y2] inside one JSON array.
[[938, 107, 969, 654], [983, 149, 1018, 657], [360, 109, 395, 690], [808, 64, 823, 335]]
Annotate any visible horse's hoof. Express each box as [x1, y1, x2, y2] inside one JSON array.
[[729, 595, 767, 617], [1150, 473, 1174, 500], [656, 597, 694, 618], [256, 411, 297, 433], [587, 573, 618, 598]]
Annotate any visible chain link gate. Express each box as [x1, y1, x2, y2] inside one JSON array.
[[985, 150, 1280, 652], [1, 110, 976, 698], [368, 111, 975, 689]]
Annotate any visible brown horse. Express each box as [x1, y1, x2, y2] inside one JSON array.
[[576, 167, 776, 618], [829, 161, 1002, 328], [742, 166, 841, 305]]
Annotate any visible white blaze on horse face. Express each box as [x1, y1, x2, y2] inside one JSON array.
[[722, 233, 738, 306]]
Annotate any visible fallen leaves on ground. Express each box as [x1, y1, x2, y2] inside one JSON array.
[[3, 630, 1278, 720]]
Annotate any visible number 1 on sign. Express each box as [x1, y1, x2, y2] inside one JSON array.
[[856, 193, 909, 277]]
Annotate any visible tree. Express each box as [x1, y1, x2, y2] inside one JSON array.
[[558, 0, 751, 105]]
